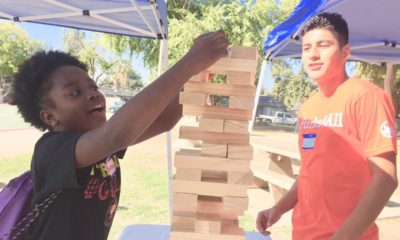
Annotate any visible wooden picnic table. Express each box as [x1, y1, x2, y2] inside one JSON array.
[[250, 134, 300, 203]]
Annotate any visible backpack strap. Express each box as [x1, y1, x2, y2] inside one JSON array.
[[0, 190, 61, 240]]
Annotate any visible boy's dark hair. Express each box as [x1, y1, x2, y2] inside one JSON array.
[[12, 51, 87, 131], [302, 12, 349, 47]]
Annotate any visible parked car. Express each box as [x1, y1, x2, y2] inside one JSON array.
[[257, 111, 297, 126], [108, 101, 126, 113]]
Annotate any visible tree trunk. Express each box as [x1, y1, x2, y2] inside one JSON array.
[[384, 64, 396, 102]]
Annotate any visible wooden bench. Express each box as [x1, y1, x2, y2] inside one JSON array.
[[251, 142, 300, 203]]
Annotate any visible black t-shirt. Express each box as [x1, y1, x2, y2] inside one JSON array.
[[27, 132, 125, 240]]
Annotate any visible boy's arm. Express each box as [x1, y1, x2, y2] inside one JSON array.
[[332, 151, 398, 240], [275, 179, 299, 213], [257, 180, 298, 235], [75, 30, 228, 168]]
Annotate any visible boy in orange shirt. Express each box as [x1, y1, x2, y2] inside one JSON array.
[[257, 13, 397, 240]]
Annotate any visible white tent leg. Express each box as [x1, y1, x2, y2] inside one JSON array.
[[156, 38, 172, 222], [250, 59, 269, 130]]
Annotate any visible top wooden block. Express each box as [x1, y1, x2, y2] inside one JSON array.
[[206, 46, 258, 75], [207, 58, 257, 75], [229, 46, 258, 60]]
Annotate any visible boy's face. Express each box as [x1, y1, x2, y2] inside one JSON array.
[[40, 66, 107, 132], [301, 28, 349, 85]]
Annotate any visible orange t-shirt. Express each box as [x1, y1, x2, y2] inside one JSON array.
[[293, 77, 397, 240]]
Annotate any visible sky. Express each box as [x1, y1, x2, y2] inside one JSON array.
[[11, 21, 357, 94], [17, 21, 151, 84], [14, 21, 278, 91]]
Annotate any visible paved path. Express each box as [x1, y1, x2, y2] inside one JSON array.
[[0, 127, 42, 159]]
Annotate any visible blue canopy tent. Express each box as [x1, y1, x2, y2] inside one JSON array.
[[0, 0, 176, 223], [264, 0, 400, 64], [253, 0, 400, 122]]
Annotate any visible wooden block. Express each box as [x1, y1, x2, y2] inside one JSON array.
[[180, 126, 249, 145], [175, 168, 202, 181], [196, 196, 243, 217], [227, 71, 255, 85], [179, 92, 207, 106], [201, 143, 227, 158], [223, 197, 248, 212], [189, 71, 209, 82], [229, 96, 254, 110], [196, 212, 221, 234], [227, 144, 253, 160], [221, 219, 244, 236], [171, 210, 196, 232], [170, 231, 245, 240], [183, 105, 252, 121], [197, 196, 223, 215], [175, 151, 250, 172], [196, 219, 221, 234], [201, 170, 227, 183], [199, 118, 224, 132], [224, 120, 249, 134], [173, 193, 198, 211], [172, 180, 248, 197], [228, 171, 253, 185], [184, 81, 256, 97], [207, 58, 258, 74], [230, 46, 258, 60]]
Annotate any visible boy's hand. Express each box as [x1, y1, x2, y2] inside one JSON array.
[[256, 206, 283, 236], [182, 30, 229, 75]]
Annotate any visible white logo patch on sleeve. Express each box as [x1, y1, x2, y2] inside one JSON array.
[[380, 121, 394, 138]]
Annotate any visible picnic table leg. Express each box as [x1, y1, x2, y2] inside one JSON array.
[[266, 153, 294, 203]]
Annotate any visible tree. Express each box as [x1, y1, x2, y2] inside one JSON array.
[[355, 62, 400, 114], [62, 29, 144, 92], [99, 59, 143, 91], [0, 23, 42, 91], [271, 60, 317, 109], [99, 0, 299, 76], [62, 29, 114, 84], [62, 29, 85, 55]]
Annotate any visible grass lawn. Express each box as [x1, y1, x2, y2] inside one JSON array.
[[0, 151, 256, 240]]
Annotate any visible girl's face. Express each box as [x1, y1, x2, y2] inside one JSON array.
[[40, 66, 107, 132]]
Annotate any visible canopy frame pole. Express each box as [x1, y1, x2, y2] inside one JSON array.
[[130, 0, 157, 36], [149, 1, 166, 38], [250, 58, 269, 130], [155, 37, 171, 221], [351, 42, 385, 50], [0, 11, 13, 19], [92, 14, 154, 37]]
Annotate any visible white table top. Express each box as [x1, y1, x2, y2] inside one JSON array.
[[119, 224, 271, 240]]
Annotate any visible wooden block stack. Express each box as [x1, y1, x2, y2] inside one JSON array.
[[170, 46, 258, 240]]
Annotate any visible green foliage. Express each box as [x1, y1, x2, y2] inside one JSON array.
[[62, 29, 143, 90], [99, 0, 299, 76], [0, 22, 42, 85], [271, 60, 318, 109], [62, 29, 85, 55], [355, 62, 400, 114]]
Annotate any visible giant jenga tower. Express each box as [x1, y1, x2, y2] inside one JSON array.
[[170, 46, 258, 240]]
